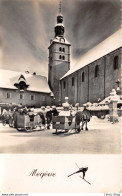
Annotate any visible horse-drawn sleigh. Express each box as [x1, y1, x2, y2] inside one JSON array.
[[0, 100, 91, 133], [52, 107, 91, 135]]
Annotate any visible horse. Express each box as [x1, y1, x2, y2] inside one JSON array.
[[75, 108, 91, 133], [37, 112, 46, 126]]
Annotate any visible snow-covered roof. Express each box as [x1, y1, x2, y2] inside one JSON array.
[[49, 36, 70, 48], [55, 23, 64, 27], [99, 94, 121, 105], [0, 69, 51, 93], [57, 13, 63, 17], [60, 29, 121, 80]]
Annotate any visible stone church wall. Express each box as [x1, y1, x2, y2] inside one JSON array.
[[60, 47, 121, 106], [88, 57, 105, 103], [105, 48, 121, 98], [77, 66, 89, 105]]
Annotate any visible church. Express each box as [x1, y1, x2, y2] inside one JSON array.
[[48, 4, 121, 106]]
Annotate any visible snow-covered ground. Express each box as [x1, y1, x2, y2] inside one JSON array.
[[0, 115, 121, 154]]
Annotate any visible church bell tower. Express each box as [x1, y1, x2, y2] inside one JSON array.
[[48, 1, 71, 105]]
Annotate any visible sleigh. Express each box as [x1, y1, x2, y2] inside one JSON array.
[[52, 115, 80, 134], [16, 113, 43, 132]]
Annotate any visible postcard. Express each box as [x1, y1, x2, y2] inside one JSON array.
[[0, 0, 121, 194]]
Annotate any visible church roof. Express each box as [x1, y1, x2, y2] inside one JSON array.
[[60, 29, 121, 80], [55, 23, 64, 27], [48, 36, 71, 48], [0, 69, 51, 93]]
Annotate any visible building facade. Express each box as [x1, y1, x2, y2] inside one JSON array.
[[59, 32, 121, 105], [48, 8, 71, 105], [0, 70, 52, 107]]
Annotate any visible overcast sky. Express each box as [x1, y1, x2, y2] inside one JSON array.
[[0, 0, 121, 77]]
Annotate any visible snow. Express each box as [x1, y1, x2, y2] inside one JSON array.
[[55, 23, 64, 27], [84, 89, 122, 111], [59, 110, 71, 116], [0, 69, 51, 93], [49, 36, 71, 47], [60, 29, 121, 80]]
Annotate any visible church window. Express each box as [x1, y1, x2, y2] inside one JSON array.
[[59, 47, 62, 51], [95, 65, 99, 78], [63, 81, 66, 89], [59, 55, 61, 59], [6, 92, 10, 99], [82, 72, 85, 82], [19, 94, 24, 99], [63, 56, 65, 60], [114, 56, 118, 70], [72, 77, 74, 86], [63, 48, 65, 52]]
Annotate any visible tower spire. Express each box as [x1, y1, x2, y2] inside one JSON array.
[[55, 0, 64, 37], [59, 1, 61, 14]]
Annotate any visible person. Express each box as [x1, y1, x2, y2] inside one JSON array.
[[68, 167, 88, 179], [41, 106, 46, 117], [52, 107, 59, 116], [46, 109, 52, 129], [13, 108, 18, 128], [8, 109, 14, 127], [2, 108, 7, 119]]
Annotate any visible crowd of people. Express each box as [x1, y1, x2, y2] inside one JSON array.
[[1, 105, 59, 130], [0, 104, 91, 132]]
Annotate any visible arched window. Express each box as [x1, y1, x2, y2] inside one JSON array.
[[59, 55, 61, 59], [95, 65, 99, 78], [82, 72, 85, 82], [63, 48, 65, 52], [63, 56, 65, 60], [114, 56, 118, 70], [63, 81, 66, 89], [72, 77, 74, 86], [59, 47, 62, 51]]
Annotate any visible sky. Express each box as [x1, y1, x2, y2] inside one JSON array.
[[0, 0, 121, 77]]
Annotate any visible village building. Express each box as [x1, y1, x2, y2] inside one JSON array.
[[0, 70, 52, 107]]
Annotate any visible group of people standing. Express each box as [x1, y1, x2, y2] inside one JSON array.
[[1, 105, 59, 129], [1, 104, 91, 132]]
